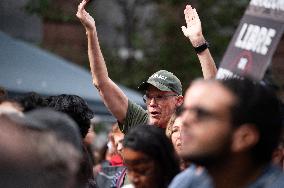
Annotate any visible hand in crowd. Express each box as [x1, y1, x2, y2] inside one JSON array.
[[76, 0, 96, 32], [181, 5, 205, 46]]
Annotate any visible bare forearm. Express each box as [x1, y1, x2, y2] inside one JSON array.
[[86, 30, 128, 122], [182, 5, 217, 80], [86, 30, 109, 86], [196, 49, 217, 79], [77, 0, 129, 123], [98, 79, 128, 123], [190, 35, 217, 79]]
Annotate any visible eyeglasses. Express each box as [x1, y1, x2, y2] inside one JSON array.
[[143, 93, 178, 104], [180, 106, 223, 122]]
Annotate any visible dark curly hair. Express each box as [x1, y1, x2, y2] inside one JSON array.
[[47, 94, 94, 138], [16, 92, 48, 112]]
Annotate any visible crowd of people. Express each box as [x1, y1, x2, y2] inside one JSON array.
[[1, 0, 284, 187]]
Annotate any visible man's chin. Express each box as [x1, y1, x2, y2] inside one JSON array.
[[180, 152, 222, 167], [149, 119, 163, 128], [149, 117, 158, 124]]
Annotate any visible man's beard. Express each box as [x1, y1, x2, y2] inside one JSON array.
[[182, 154, 226, 167], [180, 139, 232, 167]]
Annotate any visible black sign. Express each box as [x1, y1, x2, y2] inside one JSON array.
[[217, 0, 284, 81]]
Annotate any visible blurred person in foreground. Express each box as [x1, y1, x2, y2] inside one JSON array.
[[47, 94, 96, 187], [0, 113, 81, 188], [0, 98, 23, 116], [3, 92, 96, 187], [76, 0, 217, 134], [170, 77, 284, 188]]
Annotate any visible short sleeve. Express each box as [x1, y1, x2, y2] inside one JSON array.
[[118, 100, 148, 134]]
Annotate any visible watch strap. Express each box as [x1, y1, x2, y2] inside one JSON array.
[[194, 41, 209, 54]]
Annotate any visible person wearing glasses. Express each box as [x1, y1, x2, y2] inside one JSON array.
[[76, 0, 217, 133], [169, 77, 284, 188]]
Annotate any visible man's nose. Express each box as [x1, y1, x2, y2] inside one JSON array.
[[181, 111, 194, 128], [149, 97, 158, 106]]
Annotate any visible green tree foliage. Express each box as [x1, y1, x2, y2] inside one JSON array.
[[106, 0, 250, 92], [25, 0, 79, 22], [25, 0, 250, 92]]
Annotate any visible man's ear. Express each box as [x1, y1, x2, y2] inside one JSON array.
[[231, 124, 260, 152], [176, 95, 184, 107]]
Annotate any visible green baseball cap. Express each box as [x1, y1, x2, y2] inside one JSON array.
[[138, 70, 182, 95]]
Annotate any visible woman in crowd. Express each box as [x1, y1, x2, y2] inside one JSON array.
[[122, 125, 180, 188], [166, 113, 190, 170]]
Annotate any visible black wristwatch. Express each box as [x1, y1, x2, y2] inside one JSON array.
[[194, 41, 209, 54]]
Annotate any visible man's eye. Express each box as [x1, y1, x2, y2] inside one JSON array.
[[195, 108, 212, 119], [156, 96, 163, 99]]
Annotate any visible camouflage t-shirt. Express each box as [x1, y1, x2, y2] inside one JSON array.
[[118, 100, 149, 134]]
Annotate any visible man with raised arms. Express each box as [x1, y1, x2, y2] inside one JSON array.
[[76, 0, 217, 133]]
